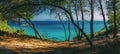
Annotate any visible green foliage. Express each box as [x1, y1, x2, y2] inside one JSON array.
[[0, 20, 25, 36], [107, 0, 120, 26], [15, 30, 25, 35], [0, 20, 19, 35], [108, 10, 120, 25], [94, 29, 106, 37], [0, 21, 10, 32], [73, 27, 108, 41]]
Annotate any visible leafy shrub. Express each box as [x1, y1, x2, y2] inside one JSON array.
[[16, 30, 25, 35]]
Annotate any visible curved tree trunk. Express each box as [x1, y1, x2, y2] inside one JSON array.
[[13, 3, 93, 46], [15, 12, 43, 40], [24, 18, 43, 40], [57, 13, 67, 41], [64, 12, 71, 41], [99, 0, 108, 37], [43, 3, 93, 46], [69, 12, 93, 46]]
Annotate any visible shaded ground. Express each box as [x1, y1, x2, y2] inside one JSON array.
[[0, 34, 120, 54]]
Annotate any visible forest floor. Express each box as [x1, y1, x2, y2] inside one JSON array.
[[0, 34, 120, 54]]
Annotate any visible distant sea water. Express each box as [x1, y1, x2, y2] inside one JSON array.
[[8, 21, 104, 41]]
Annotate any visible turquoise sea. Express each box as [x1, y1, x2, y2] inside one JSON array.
[[8, 21, 105, 41]]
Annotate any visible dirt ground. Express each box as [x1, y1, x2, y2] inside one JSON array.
[[0, 35, 120, 54]]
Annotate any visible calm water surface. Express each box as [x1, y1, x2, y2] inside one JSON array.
[[8, 21, 105, 41]]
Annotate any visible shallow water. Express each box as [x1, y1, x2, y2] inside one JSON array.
[[8, 21, 105, 41]]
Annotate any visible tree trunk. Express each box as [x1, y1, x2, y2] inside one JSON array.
[[74, 3, 81, 40], [15, 3, 93, 46], [69, 13, 93, 46], [24, 18, 43, 39], [68, 18, 71, 41], [64, 12, 71, 41], [79, 0, 85, 40], [62, 7, 93, 46], [49, 3, 93, 46], [90, 0, 94, 39], [57, 13, 67, 41], [113, 0, 117, 37], [15, 12, 43, 40], [99, 0, 108, 37], [18, 18, 22, 30]]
